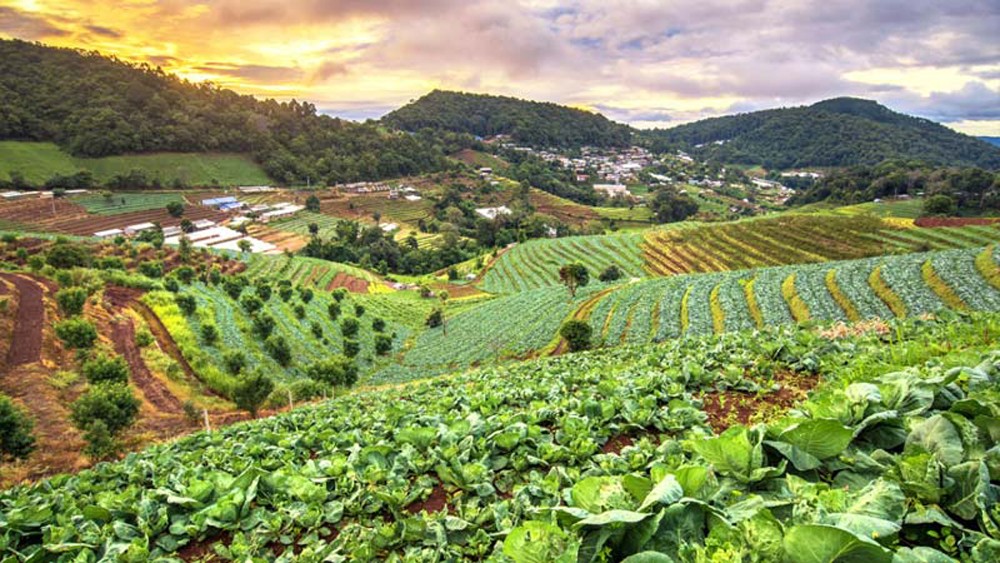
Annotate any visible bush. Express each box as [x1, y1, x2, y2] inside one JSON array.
[[310, 322, 323, 338], [252, 313, 275, 339], [55, 287, 89, 316], [174, 293, 197, 315], [135, 329, 153, 348], [354, 304, 365, 317], [97, 256, 125, 270], [343, 338, 360, 358], [174, 266, 195, 284], [201, 323, 218, 345], [375, 334, 392, 356], [264, 335, 292, 366], [372, 317, 386, 332], [341, 316, 360, 338], [27, 255, 45, 271], [46, 243, 91, 269], [138, 261, 163, 278], [232, 371, 274, 417], [560, 320, 593, 352], [299, 287, 314, 303], [55, 318, 98, 349], [0, 394, 35, 461], [331, 288, 347, 302], [166, 201, 185, 218], [81, 353, 129, 384], [163, 278, 180, 293], [70, 383, 140, 437], [240, 294, 263, 314], [224, 350, 246, 375], [182, 400, 201, 425], [328, 302, 341, 320], [223, 279, 244, 300], [599, 265, 623, 283], [305, 356, 358, 386], [293, 304, 305, 319], [80, 419, 117, 459], [426, 309, 443, 328], [278, 286, 293, 301], [256, 283, 272, 301], [287, 379, 329, 402], [923, 194, 956, 216]]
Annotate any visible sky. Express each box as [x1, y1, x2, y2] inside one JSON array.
[[1, 0, 998, 135]]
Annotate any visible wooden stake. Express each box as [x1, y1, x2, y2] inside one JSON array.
[[287, 389, 294, 410], [203, 409, 211, 433]]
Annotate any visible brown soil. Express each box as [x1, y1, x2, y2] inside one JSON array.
[[176, 531, 231, 562], [699, 371, 818, 432], [404, 483, 450, 515], [601, 433, 635, 455], [0, 274, 44, 365], [326, 272, 369, 293], [110, 317, 183, 414]]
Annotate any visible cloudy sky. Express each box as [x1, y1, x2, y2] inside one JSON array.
[[1, 0, 998, 134]]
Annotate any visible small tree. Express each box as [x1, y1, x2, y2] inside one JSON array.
[[278, 286, 293, 301], [178, 237, 193, 263], [175, 266, 196, 284], [305, 356, 358, 386], [438, 290, 450, 336], [923, 194, 956, 216], [374, 334, 392, 356], [224, 350, 247, 375], [331, 288, 347, 302], [599, 265, 623, 283], [426, 308, 443, 328], [328, 301, 342, 320], [305, 194, 321, 212], [300, 287, 314, 303], [70, 383, 140, 457], [237, 239, 252, 254], [81, 353, 129, 384], [256, 283, 272, 301], [558, 263, 590, 299], [55, 318, 98, 349], [264, 335, 292, 366], [240, 294, 263, 314], [372, 317, 386, 332], [252, 313, 275, 339], [0, 394, 35, 461], [354, 303, 365, 317], [175, 293, 197, 315], [232, 371, 274, 418], [341, 316, 360, 338], [560, 320, 593, 352], [166, 201, 185, 218], [308, 222, 320, 237], [343, 338, 360, 358], [55, 287, 89, 316], [201, 323, 219, 345]]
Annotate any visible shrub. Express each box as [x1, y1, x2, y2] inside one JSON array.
[[599, 265, 623, 283], [278, 286, 293, 301], [305, 356, 358, 386], [310, 322, 323, 338], [1, 233, 16, 244], [175, 293, 197, 315], [299, 287, 314, 303], [182, 400, 201, 425], [166, 201, 185, 218], [328, 302, 341, 320], [922, 194, 956, 216], [232, 371, 273, 417], [331, 288, 347, 302], [240, 294, 263, 314], [70, 383, 140, 437], [27, 255, 45, 271], [256, 283, 272, 301], [0, 394, 35, 461], [375, 334, 392, 356], [174, 266, 195, 284], [201, 323, 218, 345], [341, 316, 360, 338], [138, 261, 163, 278], [97, 256, 125, 270], [80, 419, 117, 459], [224, 350, 247, 375], [372, 317, 386, 332], [81, 353, 129, 384], [354, 304, 365, 317], [426, 309, 443, 328], [560, 320, 592, 352], [264, 335, 292, 366], [55, 318, 98, 349], [223, 279, 243, 300], [163, 278, 179, 292], [135, 329, 154, 347], [55, 287, 89, 316], [252, 313, 275, 339], [343, 338, 360, 358], [293, 304, 305, 319], [46, 243, 91, 269]]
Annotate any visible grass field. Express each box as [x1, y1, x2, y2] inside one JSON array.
[[71, 192, 186, 215], [0, 141, 271, 185]]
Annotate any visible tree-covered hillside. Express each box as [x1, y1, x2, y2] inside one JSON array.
[[643, 97, 1000, 170], [381, 90, 633, 148], [0, 40, 451, 184]]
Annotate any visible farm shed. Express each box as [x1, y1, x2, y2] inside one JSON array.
[[192, 219, 217, 230], [124, 222, 156, 236], [201, 196, 239, 207], [161, 226, 182, 237], [94, 228, 124, 239]]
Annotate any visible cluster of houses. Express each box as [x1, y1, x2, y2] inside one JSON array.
[[335, 181, 393, 194], [386, 185, 421, 201], [200, 196, 305, 223]]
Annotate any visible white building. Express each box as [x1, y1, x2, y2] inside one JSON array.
[[474, 206, 512, 220], [124, 222, 156, 236], [593, 184, 630, 197], [94, 228, 124, 239]]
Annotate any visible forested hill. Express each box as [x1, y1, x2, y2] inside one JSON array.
[[643, 97, 1000, 170], [0, 39, 450, 184], [381, 90, 633, 148]]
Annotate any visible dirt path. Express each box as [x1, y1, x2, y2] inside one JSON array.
[[551, 286, 618, 356], [0, 274, 44, 366], [110, 317, 183, 414]]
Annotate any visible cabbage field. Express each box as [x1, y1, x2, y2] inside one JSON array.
[[1, 313, 998, 561]]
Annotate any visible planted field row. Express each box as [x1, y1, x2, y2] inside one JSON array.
[[243, 254, 382, 293], [478, 233, 646, 293], [70, 192, 186, 215], [2, 312, 996, 560], [641, 214, 1000, 276], [586, 245, 1000, 345]]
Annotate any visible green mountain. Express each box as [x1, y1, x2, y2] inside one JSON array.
[[381, 89, 632, 148], [0, 39, 448, 185], [643, 97, 1000, 170]]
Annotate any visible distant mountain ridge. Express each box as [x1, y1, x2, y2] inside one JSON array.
[[381, 90, 633, 148], [981, 137, 1000, 148], [643, 97, 1000, 169]]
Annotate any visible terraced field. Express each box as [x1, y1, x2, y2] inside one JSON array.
[[479, 233, 647, 293], [643, 214, 1000, 275], [243, 254, 386, 293], [71, 192, 186, 215], [585, 245, 1000, 344], [0, 197, 228, 236]]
